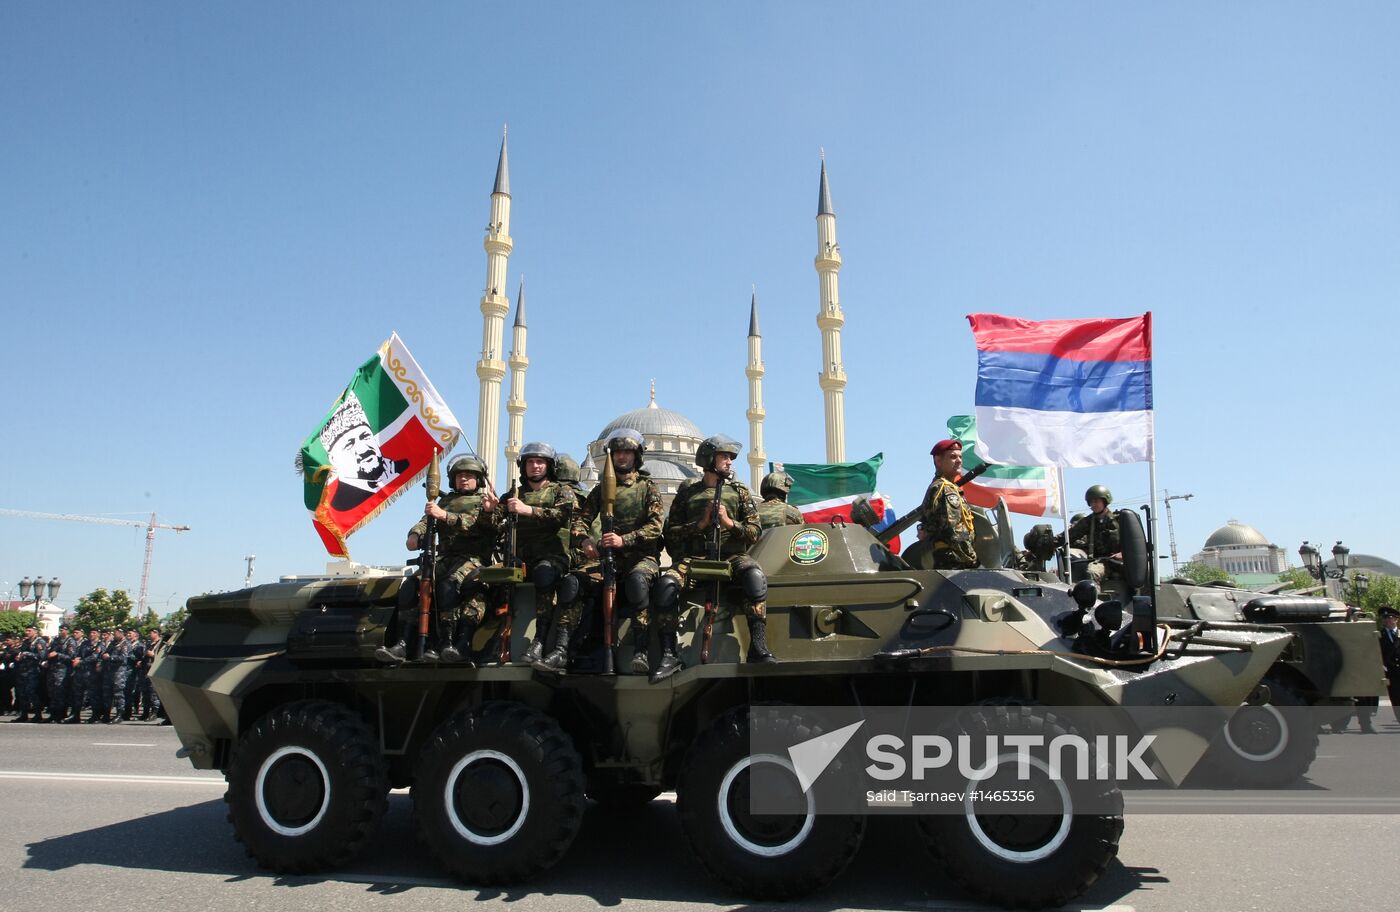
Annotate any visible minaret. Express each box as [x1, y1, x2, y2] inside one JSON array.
[[815, 153, 847, 463], [745, 289, 767, 490], [503, 277, 528, 475], [476, 128, 513, 488]]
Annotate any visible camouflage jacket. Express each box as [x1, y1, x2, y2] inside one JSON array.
[[665, 477, 761, 560], [757, 497, 804, 530], [17, 636, 44, 671], [919, 476, 978, 569], [410, 491, 499, 564], [105, 638, 130, 674], [1069, 510, 1120, 558], [505, 479, 577, 562], [572, 469, 663, 563]]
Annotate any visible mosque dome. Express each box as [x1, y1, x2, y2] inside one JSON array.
[[599, 401, 702, 442], [580, 386, 704, 499], [1203, 520, 1270, 549]]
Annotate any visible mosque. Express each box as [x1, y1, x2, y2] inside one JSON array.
[[468, 132, 848, 497]]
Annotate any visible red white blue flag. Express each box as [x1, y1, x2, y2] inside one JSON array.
[[967, 313, 1153, 468]]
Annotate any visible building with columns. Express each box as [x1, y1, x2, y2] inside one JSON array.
[[470, 148, 849, 496]]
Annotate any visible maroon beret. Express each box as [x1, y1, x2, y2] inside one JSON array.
[[930, 439, 962, 457]]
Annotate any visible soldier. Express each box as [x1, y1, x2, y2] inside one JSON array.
[[376, 454, 499, 665], [1064, 485, 1121, 583], [67, 628, 97, 723], [571, 428, 664, 675], [103, 628, 131, 723], [917, 439, 978, 570], [140, 628, 163, 721], [654, 434, 775, 681], [124, 628, 145, 720], [88, 630, 111, 722], [0, 634, 15, 715], [756, 471, 804, 529], [501, 442, 580, 669], [1379, 607, 1400, 726], [12, 626, 45, 723]]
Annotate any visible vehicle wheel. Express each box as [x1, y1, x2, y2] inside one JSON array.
[[1199, 676, 1319, 787], [916, 704, 1123, 910], [412, 701, 585, 884], [224, 699, 388, 873], [586, 780, 665, 807], [677, 704, 865, 899]]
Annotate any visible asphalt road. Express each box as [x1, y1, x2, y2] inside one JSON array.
[[3, 717, 1397, 912]]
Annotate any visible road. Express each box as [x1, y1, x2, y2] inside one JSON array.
[[2, 718, 1396, 912]]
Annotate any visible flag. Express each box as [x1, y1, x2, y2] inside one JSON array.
[[299, 333, 461, 557], [782, 454, 902, 553], [947, 415, 1060, 518], [967, 313, 1153, 468]]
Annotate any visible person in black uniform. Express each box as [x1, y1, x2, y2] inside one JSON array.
[[1379, 606, 1400, 726]]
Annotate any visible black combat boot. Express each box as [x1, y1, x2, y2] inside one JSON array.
[[444, 618, 478, 668], [649, 626, 682, 684], [374, 639, 408, 665], [64, 712, 83, 724], [533, 626, 572, 673], [746, 617, 778, 664], [629, 625, 650, 675], [518, 627, 547, 666], [10, 712, 28, 724]]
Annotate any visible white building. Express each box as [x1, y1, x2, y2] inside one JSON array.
[[1191, 520, 1290, 577]]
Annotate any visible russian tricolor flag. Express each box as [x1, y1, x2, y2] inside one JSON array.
[[967, 313, 1153, 468]]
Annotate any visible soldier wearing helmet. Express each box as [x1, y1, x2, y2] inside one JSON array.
[[1060, 485, 1121, 584], [377, 453, 500, 665], [917, 440, 978, 570], [757, 471, 804, 529], [571, 428, 664, 674], [500, 442, 581, 670], [654, 434, 774, 679]]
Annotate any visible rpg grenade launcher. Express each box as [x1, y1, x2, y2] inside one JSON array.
[[480, 464, 526, 664]]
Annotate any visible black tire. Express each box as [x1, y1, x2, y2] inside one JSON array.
[[586, 780, 665, 807], [412, 701, 585, 884], [677, 704, 866, 900], [224, 699, 389, 873], [916, 704, 1123, 910], [1199, 676, 1320, 787]]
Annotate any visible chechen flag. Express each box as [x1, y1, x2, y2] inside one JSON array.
[[783, 454, 902, 553], [947, 415, 1060, 518], [298, 333, 461, 557], [967, 313, 1153, 468]]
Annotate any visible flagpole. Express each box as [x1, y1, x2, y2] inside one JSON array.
[[1148, 433, 1160, 582], [1057, 466, 1072, 583]]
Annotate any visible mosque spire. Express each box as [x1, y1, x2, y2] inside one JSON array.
[[493, 126, 510, 196], [746, 287, 767, 490], [476, 129, 515, 487], [504, 276, 529, 473], [814, 152, 846, 463]]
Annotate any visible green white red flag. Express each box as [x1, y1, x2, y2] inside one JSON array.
[[947, 415, 1061, 518], [781, 454, 901, 553], [299, 333, 461, 557]]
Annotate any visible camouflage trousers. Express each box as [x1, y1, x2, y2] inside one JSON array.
[[103, 668, 129, 717], [45, 665, 69, 716], [15, 667, 41, 714], [661, 554, 767, 622], [398, 557, 488, 640], [524, 554, 575, 629]]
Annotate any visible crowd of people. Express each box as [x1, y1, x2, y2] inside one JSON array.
[[0, 625, 168, 724]]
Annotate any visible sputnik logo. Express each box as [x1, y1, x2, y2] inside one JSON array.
[[786, 720, 865, 792]]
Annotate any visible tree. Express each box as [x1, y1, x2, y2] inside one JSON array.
[[1176, 562, 1236, 586], [71, 588, 136, 631], [1276, 567, 1318, 592], [160, 605, 189, 639], [1358, 573, 1400, 618], [0, 611, 32, 637]]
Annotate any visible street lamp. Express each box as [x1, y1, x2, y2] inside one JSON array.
[[1299, 541, 1350, 598], [1351, 572, 1370, 612], [18, 576, 62, 626]]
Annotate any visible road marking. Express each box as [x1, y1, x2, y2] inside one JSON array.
[[0, 770, 224, 786], [908, 903, 1134, 911], [90, 742, 156, 747]]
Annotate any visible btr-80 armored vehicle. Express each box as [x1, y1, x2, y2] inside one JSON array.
[[153, 511, 1291, 910]]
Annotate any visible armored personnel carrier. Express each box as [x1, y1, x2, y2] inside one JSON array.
[[153, 513, 1290, 910]]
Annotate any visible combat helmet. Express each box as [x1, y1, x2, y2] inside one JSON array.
[[518, 441, 557, 477], [446, 454, 488, 488], [606, 427, 646, 469], [1023, 523, 1059, 561], [1085, 485, 1113, 507], [554, 453, 582, 487], [695, 434, 743, 471], [760, 471, 794, 500]]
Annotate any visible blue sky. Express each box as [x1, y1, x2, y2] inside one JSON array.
[[3, 3, 1397, 615]]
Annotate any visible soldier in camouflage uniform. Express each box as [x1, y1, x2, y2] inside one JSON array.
[[141, 628, 163, 720], [42, 625, 73, 722], [103, 628, 131, 723], [10, 626, 43, 722], [501, 442, 580, 669], [0, 634, 15, 715], [917, 439, 978, 570], [655, 434, 776, 681], [123, 628, 145, 720], [1061, 485, 1121, 583], [756, 471, 804, 529], [571, 428, 664, 676], [377, 454, 499, 665], [68, 628, 97, 723]]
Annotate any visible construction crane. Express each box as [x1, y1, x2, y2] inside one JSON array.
[[0, 509, 191, 617], [1161, 491, 1194, 573]]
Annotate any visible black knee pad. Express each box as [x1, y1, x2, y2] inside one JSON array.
[[650, 575, 681, 614], [739, 566, 767, 602], [531, 562, 560, 593], [624, 572, 654, 611], [556, 573, 580, 605]]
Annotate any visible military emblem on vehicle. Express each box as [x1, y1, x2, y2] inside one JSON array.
[[789, 529, 829, 564]]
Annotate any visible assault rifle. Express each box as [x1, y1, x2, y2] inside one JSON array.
[[414, 454, 441, 661], [599, 450, 618, 675], [479, 467, 526, 664], [693, 469, 733, 664]]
